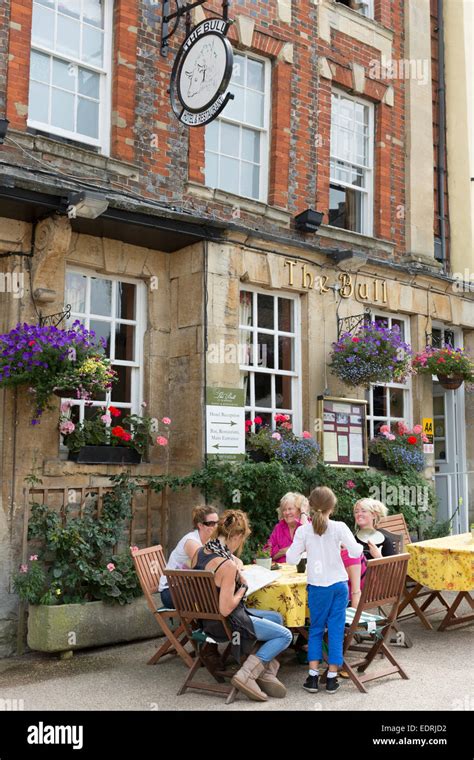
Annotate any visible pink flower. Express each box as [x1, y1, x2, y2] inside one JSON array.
[[107, 563, 115, 572], [272, 432, 282, 440], [379, 425, 390, 433], [162, 417, 171, 425], [101, 414, 112, 424], [397, 421, 409, 435], [156, 436, 168, 446], [59, 420, 75, 435], [19, 564, 28, 573], [130, 545, 139, 554], [387, 433, 396, 441], [422, 434, 429, 443], [302, 431, 312, 439], [346, 480, 356, 489], [60, 401, 71, 413], [412, 424, 422, 434], [29, 555, 38, 561]]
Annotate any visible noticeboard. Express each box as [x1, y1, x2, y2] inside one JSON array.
[[317, 395, 368, 469]]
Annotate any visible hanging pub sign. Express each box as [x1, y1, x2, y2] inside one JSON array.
[[317, 395, 369, 469], [169, 18, 234, 126]]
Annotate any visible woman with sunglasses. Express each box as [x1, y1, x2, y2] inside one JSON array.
[[158, 505, 219, 609]]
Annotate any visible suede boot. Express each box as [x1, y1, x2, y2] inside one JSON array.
[[256, 658, 287, 698], [231, 654, 268, 701]]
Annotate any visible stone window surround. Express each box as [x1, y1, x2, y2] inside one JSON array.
[[318, 0, 394, 60]]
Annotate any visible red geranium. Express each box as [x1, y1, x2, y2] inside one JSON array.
[[254, 416, 263, 425], [111, 425, 126, 438], [407, 436, 418, 445], [109, 406, 121, 417]]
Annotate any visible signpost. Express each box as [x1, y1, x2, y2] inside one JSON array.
[[206, 387, 245, 461]]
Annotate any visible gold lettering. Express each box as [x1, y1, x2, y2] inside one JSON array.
[[302, 264, 314, 289], [339, 273, 353, 298], [381, 280, 388, 303], [320, 275, 330, 293], [357, 282, 369, 300], [374, 279, 379, 302], [284, 260, 296, 286]]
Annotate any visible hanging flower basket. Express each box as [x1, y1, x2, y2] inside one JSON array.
[[436, 374, 464, 390], [329, 322, 412, 388]]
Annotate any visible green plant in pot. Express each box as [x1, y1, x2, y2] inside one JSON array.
[[412, 345, 474, 389], [254, 545, 272, 570]]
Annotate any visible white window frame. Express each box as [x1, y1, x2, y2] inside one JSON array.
[[330, 89, 374, 236], [366, 311, 412, 438], [205, 51, 271, 203], [63, 267, 146, 424], [335, 0, 374, 19], [239, 286, 302, 434], [28, 0, 113, 154]]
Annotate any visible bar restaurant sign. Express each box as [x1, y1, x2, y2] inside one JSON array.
[[170, 19, 234, 126]]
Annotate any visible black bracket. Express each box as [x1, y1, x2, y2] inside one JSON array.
[[161, 0, 230, 56], [337, 308, 371, 340], [39, 304, 71, 328]]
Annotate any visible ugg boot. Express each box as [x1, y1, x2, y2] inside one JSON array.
[[256, 658, 287, 698], [231, 654, 268, 701]]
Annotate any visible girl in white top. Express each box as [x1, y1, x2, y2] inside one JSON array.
[[158, 505, 219, 608], [286, 486, 362, 695]]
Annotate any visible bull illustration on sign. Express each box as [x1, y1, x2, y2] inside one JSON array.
[[184, 39, 221, 99]]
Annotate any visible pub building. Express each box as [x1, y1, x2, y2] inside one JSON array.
[[0, 0, 473, 656]]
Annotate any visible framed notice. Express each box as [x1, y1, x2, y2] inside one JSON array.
[[317, 396, 368, 468]]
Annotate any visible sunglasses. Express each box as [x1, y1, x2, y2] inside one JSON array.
[[202, 520, 218, 527]]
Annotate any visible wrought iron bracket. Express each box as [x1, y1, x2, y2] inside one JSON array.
[[161, 0, 230, 56], [39, 304, 71, 328], [337, 308, 372, 340]]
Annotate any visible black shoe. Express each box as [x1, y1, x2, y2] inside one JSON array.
[[303, 674, 319, 693], [326, 677, 340, 694]]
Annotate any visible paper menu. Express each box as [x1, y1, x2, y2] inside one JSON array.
[[241, 566, 281, 597]]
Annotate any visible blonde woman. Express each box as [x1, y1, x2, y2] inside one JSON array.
[[287, 487, 362, 695], [265, 492, 310, 563], [193, 510, 293, 702], [353, 498, 395, 560]]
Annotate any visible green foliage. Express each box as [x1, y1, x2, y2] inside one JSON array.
[[13, 475, 143, 606]]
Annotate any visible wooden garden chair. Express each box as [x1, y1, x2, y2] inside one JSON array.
[[323, 553, 411, 694], [165, 569, 241, 704], [378, 514, 450, 629], [131, 545, 193, 668]]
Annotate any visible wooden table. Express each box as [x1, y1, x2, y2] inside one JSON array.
[[406, 533, 474, 631]]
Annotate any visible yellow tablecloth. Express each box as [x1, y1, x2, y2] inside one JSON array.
[[245, 563, 309, 627], [407, 533, 474, 592]]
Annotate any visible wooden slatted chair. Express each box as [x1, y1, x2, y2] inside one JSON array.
[[327, 553, 411, 694], [165, 569, 240, 704], [378, 514, 450, 629], [131, 546, 193, 668]]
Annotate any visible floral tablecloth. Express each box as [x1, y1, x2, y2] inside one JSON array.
[[245, 563, 309, 627], [406, 533, 474, 592]]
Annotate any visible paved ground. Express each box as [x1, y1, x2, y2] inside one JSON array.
[[0, 598, 472, 712]]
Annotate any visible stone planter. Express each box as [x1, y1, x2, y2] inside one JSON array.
[[68, 446, 141, 464], [27, 594, 162, 655]]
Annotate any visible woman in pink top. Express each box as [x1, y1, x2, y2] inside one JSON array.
[[265, 492, 310, 563]]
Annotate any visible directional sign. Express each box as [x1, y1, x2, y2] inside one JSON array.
[[206, 387, 245, 461]]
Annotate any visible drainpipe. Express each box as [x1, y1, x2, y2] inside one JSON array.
[[437, 0, 447, 268]]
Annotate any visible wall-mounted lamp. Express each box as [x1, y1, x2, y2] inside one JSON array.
[[294, 209, 323, 233], [67, 191, 109, 219], [0, 118, 10, 144]]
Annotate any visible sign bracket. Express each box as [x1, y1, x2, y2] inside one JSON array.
[[337, 308, 372, 340], [161, 0, 230, 56]]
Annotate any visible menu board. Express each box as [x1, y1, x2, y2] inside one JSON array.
[[317, 396, 368, 468]]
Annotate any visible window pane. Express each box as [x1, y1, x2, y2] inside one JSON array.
[[329, 185, 347, 228], [91, 278, 112, 315], [221, 122, 239, 157], [51, 88, 74, 130], [245, 90, 264, 127], [78, 68, 100, 98], [241, 128, 259, 163], [82, 26, 103, 66], [278, 336, 294, 371], [219, 156, 239, 194], [275, 375, 292, 410], [389, 387, 404, 417], [83, 0, 104, 28], [254, 373, 271, 407], [205, 151, 218, 188], [30, 51, 50, 83], [206, 120, 219, 152], [29, 81, 49, 123], [239, 291, 253, 327], [239, 330, 252, 365], [90, 320, 111, 356], [115, 324, 135, 362], [77, 97, 99, 138], [223, 86, 244, 121], [240, 162, 259, 199], [391, 319, 405, 340], [232, 55, 245, 85], [52, 58, 75, 91], [58, 0, 80, 18], [111, 365, 132, 403], [56, 15, 80, 59], [372, 386, 387, 416], [116, 282, 136, 320], [257, 333, 274, 369], [32, 5, 54, 48], [257, 294, 274, 329], [434, 440, 446, 461], [247, 59, 264, 91], [433, 396, 444, 415], [278, 299, 293, 332], [36, 0, 55, 6], [431, 329, 442, 348], [65, 271, 87, 313], [444, 330, 455, 347], [244, 372, 251, 406]]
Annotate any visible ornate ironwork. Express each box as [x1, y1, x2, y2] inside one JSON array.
[[337, 309, 371, 340], [39, 304, 71, 328], [161, 0, 230, 56]]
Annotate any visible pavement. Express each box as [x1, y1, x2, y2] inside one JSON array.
[[0, 597, 472, 712]]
